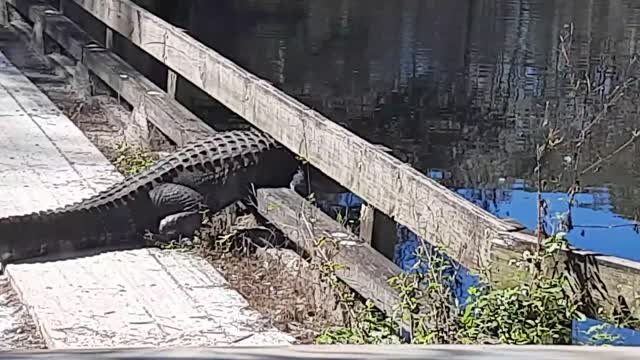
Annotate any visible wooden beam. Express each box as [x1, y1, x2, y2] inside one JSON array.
[[64, 0, 640, 322], [3, 344, 640, 359], [256, 188, 410, 332], [359, 203, 399, 261], [13, 2, 216, 146], [104, 27, 112, 48], [166, 69, 177, 97], [28, 3, 45, 53], [358, 203, 375, 246], [370, 210, 399, 261], [0, 0, 8, 26]]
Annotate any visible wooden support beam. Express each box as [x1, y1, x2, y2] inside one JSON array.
[[167, 69, 177, 98], [104, 27, 112, 48], [256, 188, 410, 333], [29, 4, 45, 53], [0, 0, 8, 26], [358, 203, 375, 246], [371, 210, 399, 261], [358, 203, 398, 261], [12, 2, 216, 146], [53, 0, 640, 322]]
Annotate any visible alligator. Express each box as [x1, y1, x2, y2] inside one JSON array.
[[0, 129, 300, 267]]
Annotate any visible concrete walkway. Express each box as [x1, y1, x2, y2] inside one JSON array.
[[0, 49, 294, 349]]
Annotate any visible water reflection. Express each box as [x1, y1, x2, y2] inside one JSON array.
[[134, 0, 640, 229], [459, 183, 640, 260]]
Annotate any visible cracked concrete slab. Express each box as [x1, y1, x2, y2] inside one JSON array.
[[0, 49, 294, 349]]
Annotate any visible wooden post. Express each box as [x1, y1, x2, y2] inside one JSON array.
[[71, 61, 91, 100], [166, 29, 187, 98], [0, 0, 8, 27], [31, 11, 46, 54], [167, 69, 178, 98], [370, 210, 398, 261], [127, 96, 151, 144], [105, 28, 113, 49], [359, 203, 398, 261], [358, 203, 375, 245]]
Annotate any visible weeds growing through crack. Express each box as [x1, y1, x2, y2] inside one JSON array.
[[112, 142, 157, 175]]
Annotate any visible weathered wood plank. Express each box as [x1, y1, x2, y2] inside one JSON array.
[[0, 0, 7, 26], [11, 2, 216, 145], [256, 188, 411, 331], [0, 48, 119, 216], [4, 344, 640, 359], [358, 203, 375, 246], [104, 27, 112, 48], [64, 0, 640, 322], [166, 69, 177, 97]]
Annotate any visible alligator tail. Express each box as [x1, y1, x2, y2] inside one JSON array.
[[0, 205, 138, 266]]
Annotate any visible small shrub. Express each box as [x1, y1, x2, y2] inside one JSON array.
[[113, 142, 156, 175]]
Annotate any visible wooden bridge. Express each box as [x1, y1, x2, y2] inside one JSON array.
[[0, 0, 639, 357]]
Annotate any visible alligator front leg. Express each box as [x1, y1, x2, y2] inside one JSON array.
[[148, 183, 208, 241], [158, 211, 203, 238]]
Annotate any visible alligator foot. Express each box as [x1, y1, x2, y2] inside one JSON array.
[[148, 183, 207, 243], [158, 210, 203, 239]]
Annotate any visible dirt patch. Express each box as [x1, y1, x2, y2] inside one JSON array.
[[193, 214, 346, 344]]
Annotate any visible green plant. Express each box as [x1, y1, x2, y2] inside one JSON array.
[[113, 142, 156, 175], [315, 300, 402, 344], [388, 242, 462, 344], [312, 232, 404, 344], [459, 233, 585, 344]]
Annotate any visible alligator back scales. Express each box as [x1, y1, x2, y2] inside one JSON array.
[[0, 129, 298, 264]]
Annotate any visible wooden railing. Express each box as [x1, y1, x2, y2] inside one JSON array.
[[5, 0, 640, 329]]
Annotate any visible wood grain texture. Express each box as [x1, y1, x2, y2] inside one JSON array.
[[0, 49, 120, 217], [0, 0, 7, 26], [62, 0, 640, 323], [12, 2, 216, 145]]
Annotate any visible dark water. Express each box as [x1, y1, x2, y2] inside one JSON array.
[[129, 0, 640, 344]]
